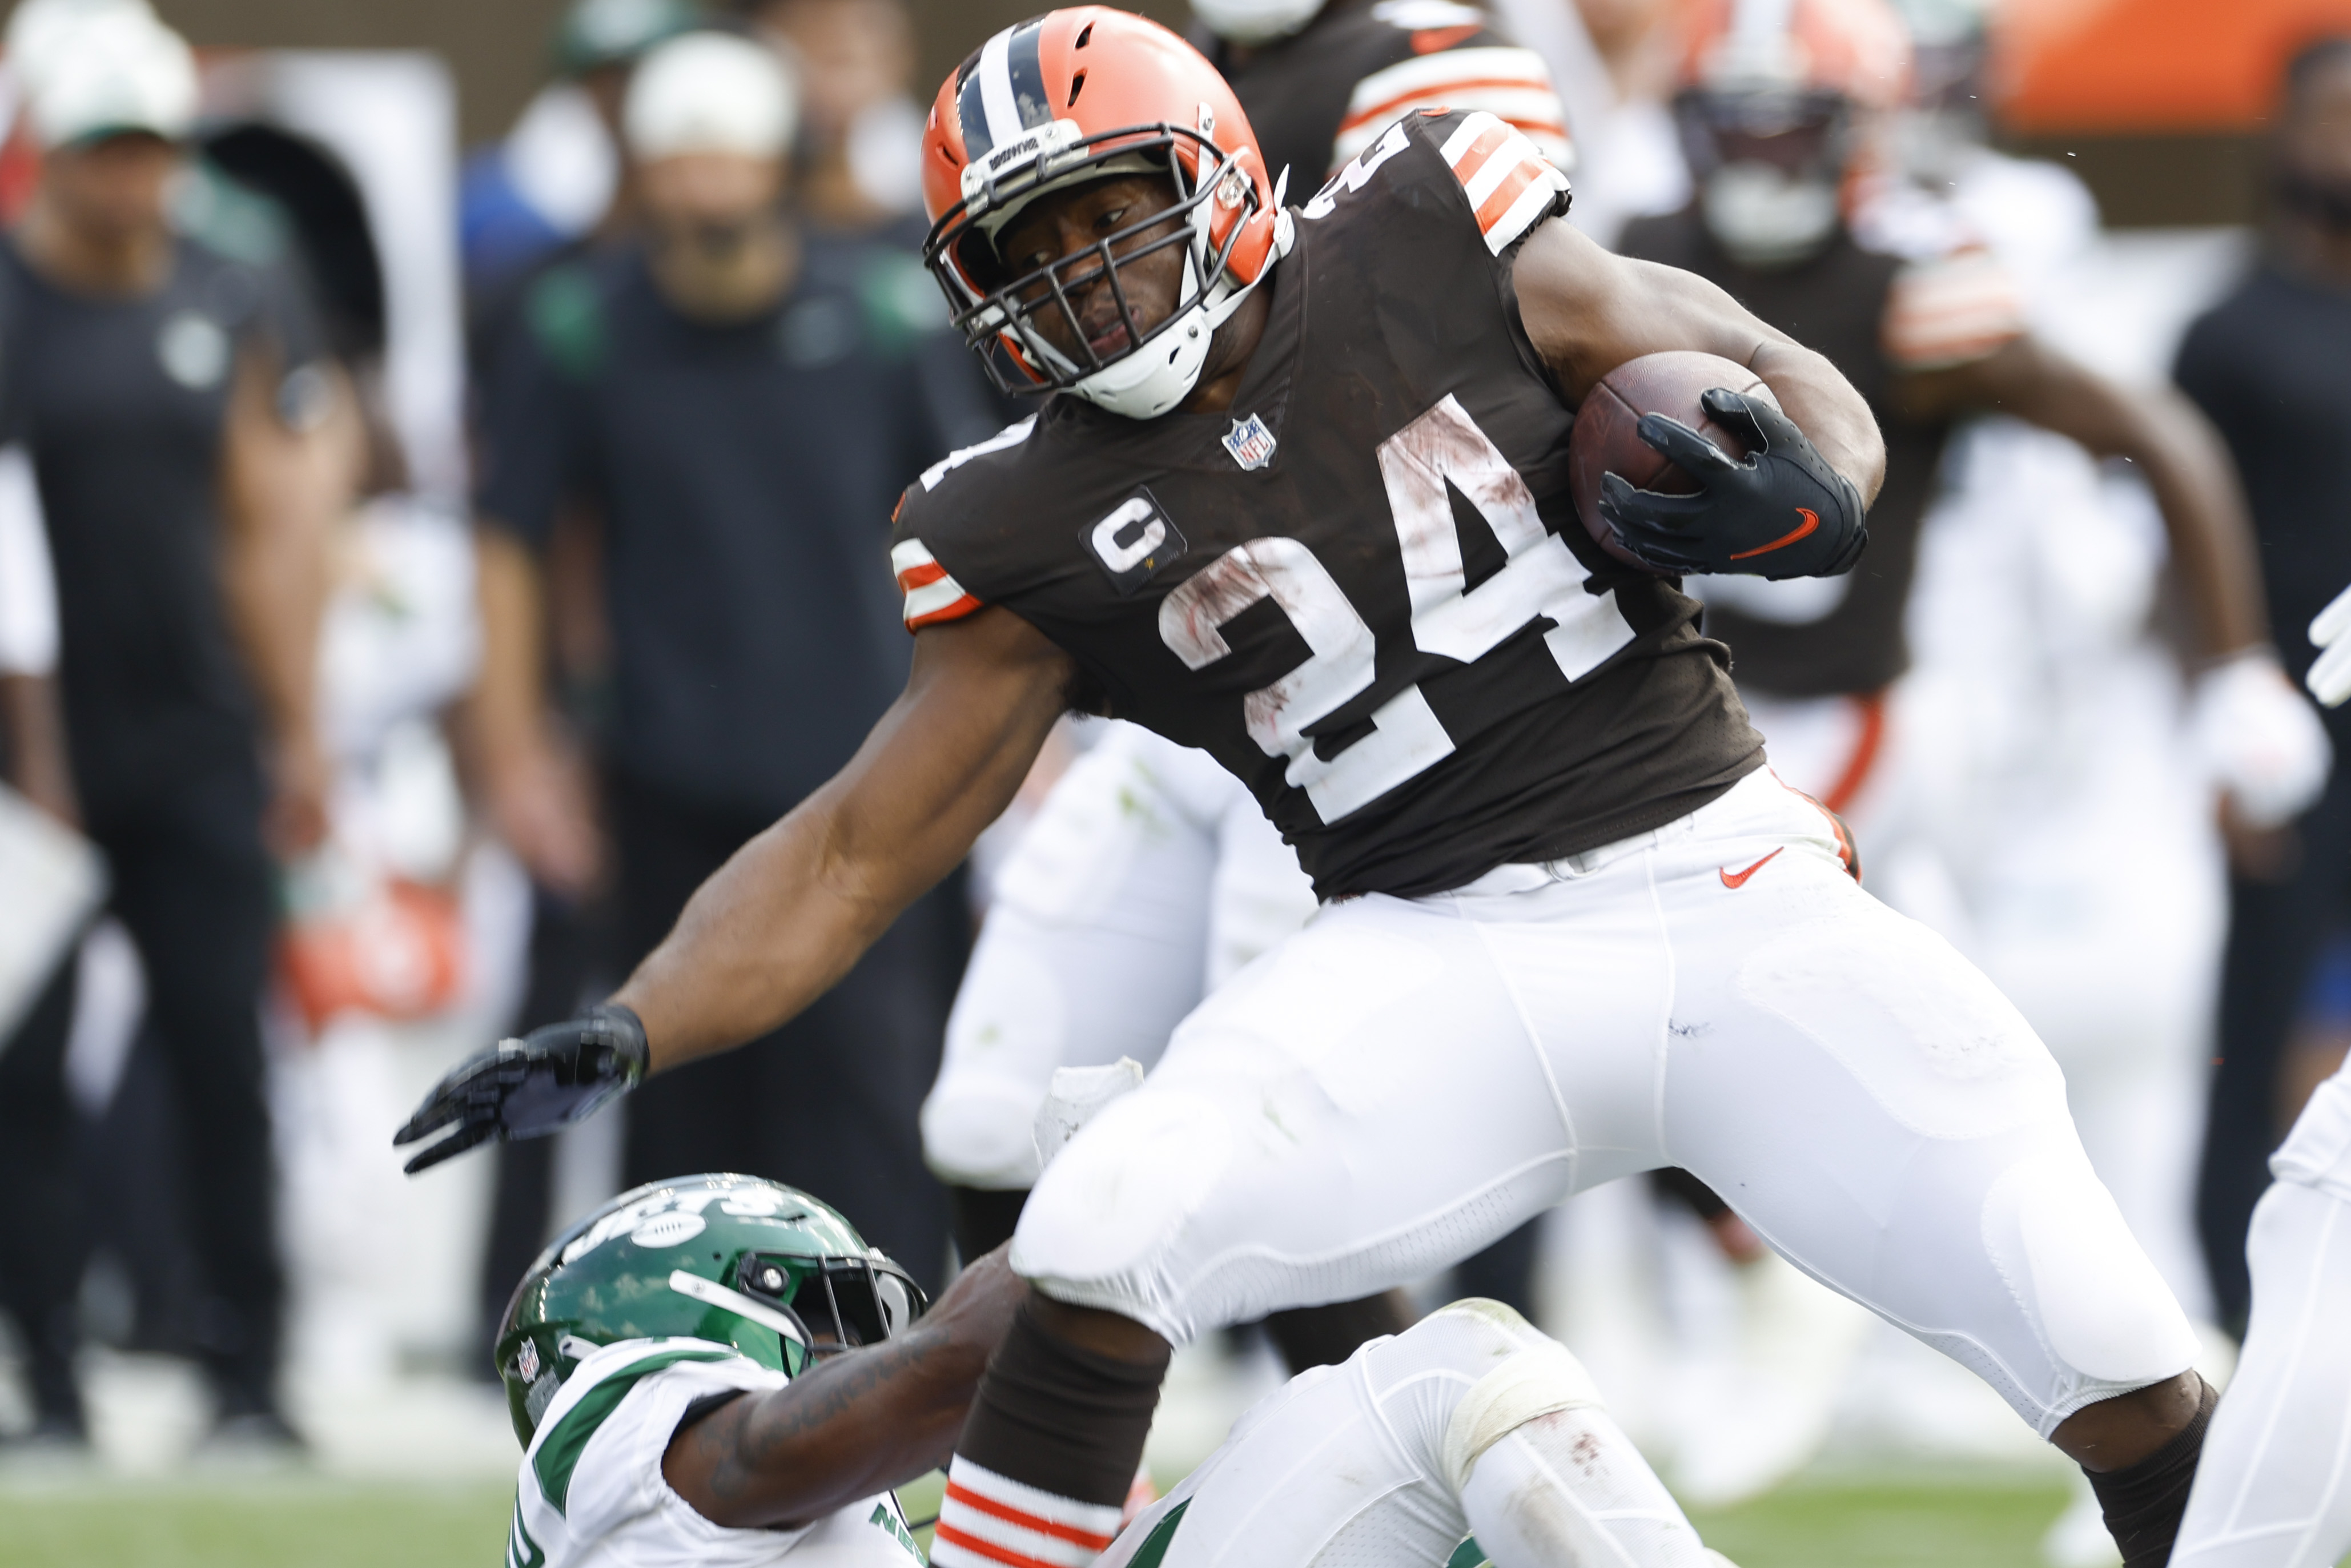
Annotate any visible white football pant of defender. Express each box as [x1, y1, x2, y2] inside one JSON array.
[[1027, 1046, 1734, 1568], [2163, 584, 2351, 1568]]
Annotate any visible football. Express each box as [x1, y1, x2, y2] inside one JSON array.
[[1568, 351, 1777, 573]]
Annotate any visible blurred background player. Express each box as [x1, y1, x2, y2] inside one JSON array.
[[2176, 32, 2351, 1345], [460, 0, 701, 324], [1192, 0, 1571, 190], [1607, 0, 2321, 1507], [746, 0, 931, 232], [467, 30, 996, 1311], [0, 5, 352, 1453]]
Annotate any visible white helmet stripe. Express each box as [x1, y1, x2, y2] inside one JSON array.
[[976, 28, 1023, 151], [668, 1269, 811, 1349]]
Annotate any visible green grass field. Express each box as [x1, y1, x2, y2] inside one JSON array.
[[0, 1470, 2085, 1568]]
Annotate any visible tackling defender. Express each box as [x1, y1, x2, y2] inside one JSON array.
[[404, 11, 2209, 1564], [497, 1172, 1727, 1568]]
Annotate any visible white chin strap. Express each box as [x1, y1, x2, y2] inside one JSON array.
[[1067, 191, 1295, 421], [1191, 0, 1327, 45]]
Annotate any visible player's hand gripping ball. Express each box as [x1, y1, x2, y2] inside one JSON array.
[[392, 1003, 649, 1173], [1569, 350, 1868, 580]]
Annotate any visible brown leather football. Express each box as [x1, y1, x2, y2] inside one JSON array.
[[1568, 351, 1774, 574]]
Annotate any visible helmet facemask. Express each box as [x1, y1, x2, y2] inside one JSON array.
[[732, 1248, 930, 1357], [926, 118, 1288, 420]]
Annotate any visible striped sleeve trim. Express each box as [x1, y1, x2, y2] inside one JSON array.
[[931, 1462, 1123, 1568], [893, 538, 985, 630], [921, 415, 1036, 492], [1438, 110, 1571, 256], [1334, 47, 1573, 174], [1881, 249, 2027, 371], [529, 1346, 729, 1515]]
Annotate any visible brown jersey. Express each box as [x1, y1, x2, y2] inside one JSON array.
[[893, 111, 1761, 900], [1617, 206, 2026, 698]]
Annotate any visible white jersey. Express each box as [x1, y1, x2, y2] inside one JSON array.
[[505, 1338, 923, 1568]]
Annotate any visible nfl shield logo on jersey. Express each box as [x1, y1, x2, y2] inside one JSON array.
[[1223, 413, 1279, 472]]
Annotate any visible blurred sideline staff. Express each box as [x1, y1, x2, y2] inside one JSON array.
[[0, 6, 350, 1451], [2179, 35, 2351, 1341], [461, 0, 702, 312], [469, 32, 995, 1292]]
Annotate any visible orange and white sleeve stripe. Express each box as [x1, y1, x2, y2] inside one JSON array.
[[1437, 110, 1571, 256], [1880, 248, 2028, 372], [1333, 46, 1573, 175], [892, 538, 984, 631]]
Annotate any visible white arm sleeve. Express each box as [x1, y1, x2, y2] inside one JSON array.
[[0, 446, 57, 676]]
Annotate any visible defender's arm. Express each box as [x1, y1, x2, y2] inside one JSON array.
[[1512, 218, 1887, 506], [663, 1247, 1025, 1528], [616, 608, 1073, 1067], [1898, 336, 2267, 659]]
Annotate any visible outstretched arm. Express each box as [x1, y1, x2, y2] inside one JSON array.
[[1512, 218, 1887, 506], [395, 606, 1076, 1169], [1898, 336, 2266, 660], [663, 1247, 1026, 1529], [617, 607, 1075, 1068]]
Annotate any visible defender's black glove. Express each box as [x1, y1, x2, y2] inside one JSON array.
[[393, 1003, 648, 1174], [1598, 388, 1868, 580]]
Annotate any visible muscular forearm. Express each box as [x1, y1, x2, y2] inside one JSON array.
[[223, 511, 328, 748], [1513, 222, 1887, 504], [1746, 337, 1887, 507], [221, 357, 342, 754], [667, 1249, 1024, 1528], [613, 611, 1070, 1071]]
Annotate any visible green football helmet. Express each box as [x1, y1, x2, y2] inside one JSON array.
[[496, 1173, 930, 1445]]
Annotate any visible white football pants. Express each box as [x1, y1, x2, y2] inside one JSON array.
[[2176, 1063, 2351, 1568], [1016, 768, 2199, 1436], [1102, 1299, 1720, 1568], [922, 723, 1316, 1190]]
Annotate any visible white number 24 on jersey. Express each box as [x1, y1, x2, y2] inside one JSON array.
[[1159, 396, 1634, 823]]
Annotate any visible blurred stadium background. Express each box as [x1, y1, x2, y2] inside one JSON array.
[[2, 0, 2349, 1563]]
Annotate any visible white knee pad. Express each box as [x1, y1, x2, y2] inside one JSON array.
[[1437, 1309, 1716, 1568], [1441, 1333, 1605, 1495]]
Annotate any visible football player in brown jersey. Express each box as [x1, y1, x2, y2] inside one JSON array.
[[400, 11, 2209, 1566], [925, 0, 1584, 1377]]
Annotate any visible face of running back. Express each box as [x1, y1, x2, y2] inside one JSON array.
[[993, 172, 1191, 366]]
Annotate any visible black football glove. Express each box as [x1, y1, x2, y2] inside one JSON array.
[[1598, 388, 1868, 580], [393, 1003, 648, 1174]]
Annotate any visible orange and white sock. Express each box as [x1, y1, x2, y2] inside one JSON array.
[[933, 1457, 1124, 1568]]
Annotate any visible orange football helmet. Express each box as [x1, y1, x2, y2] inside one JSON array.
[[919, 7, 1293, 419]]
